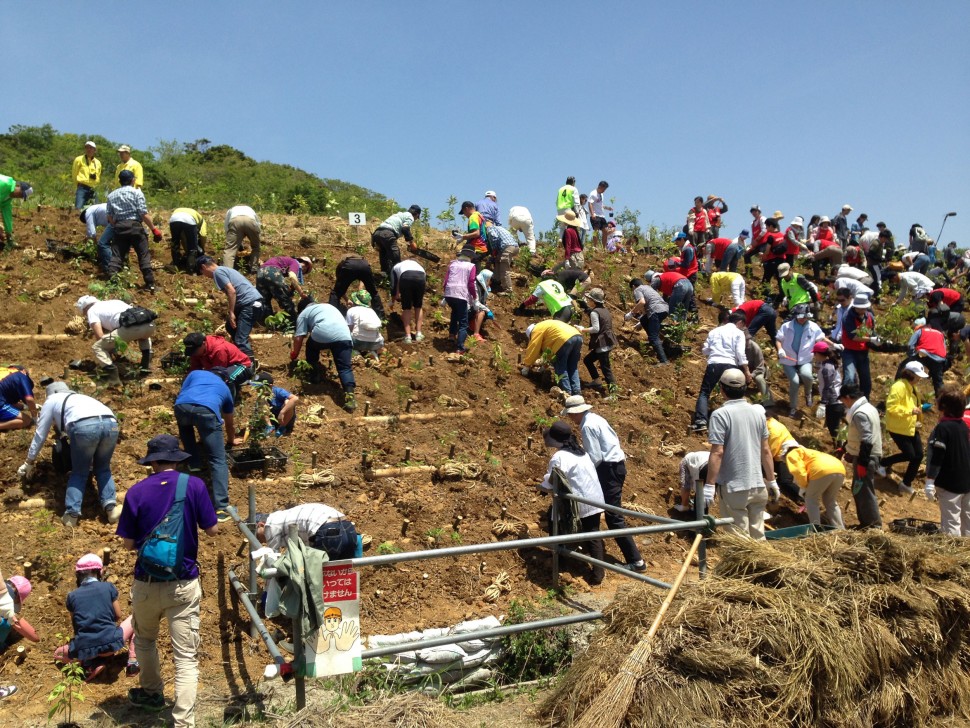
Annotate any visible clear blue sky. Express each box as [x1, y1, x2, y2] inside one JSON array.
[[3, 1, 968, 243]]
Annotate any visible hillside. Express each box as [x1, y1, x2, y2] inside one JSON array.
[[0, 124, 399, 219]]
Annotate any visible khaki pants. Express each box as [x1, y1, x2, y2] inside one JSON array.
[[132, 578, 203, 728], [718, 485, 768, 540], [938, 488, 970, 537], [565, 252, 585, 270], [508, 211, 536, 253], [92, 323, 155, 367], [804, 473, 845, 529], [496, 245, 518, 291], [223, 216, 261, 270]]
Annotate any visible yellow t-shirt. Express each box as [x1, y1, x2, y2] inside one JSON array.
[[523, 320, 582, 366], [169, 208, 208, 239], [72, 155, 102, 187], [114, 158, 144, 188]]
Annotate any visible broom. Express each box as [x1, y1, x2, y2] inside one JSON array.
[[572, 532, 703, 728]]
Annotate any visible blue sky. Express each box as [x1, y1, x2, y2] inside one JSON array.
[[3, 1, 968, 242]]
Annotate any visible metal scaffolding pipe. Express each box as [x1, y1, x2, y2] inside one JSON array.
[[557, 548, 672, 589], [362, 611, 604, 660], [227, 506, 262, 551], [227, 567, 285, 666], [560, 492, 680, 524]]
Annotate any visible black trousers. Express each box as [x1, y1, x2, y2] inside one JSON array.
[[109, 222, 154, 286], [169, 221, 203, 271], [577, 513, 606, 584], [371, 228, 400, 278], [584, 350, 615, 385], [595, 460, 641, 565], [882, 432, 924, 486], [330, 257, 386, 318]]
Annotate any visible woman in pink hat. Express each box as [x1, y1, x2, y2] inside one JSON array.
[[0, 572, 39, 654]]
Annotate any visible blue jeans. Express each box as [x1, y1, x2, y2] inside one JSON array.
[[693, 362, 734, 426], [640, 310, 668, 362], [782, 362, 815, 408], [64, 417, 119, 517], [97, 225, 114, 272], [310, 520, 358, 560], [174, 403, 229, 509], [75, 185, 97, 210], [306, 337, 356, 391], [912, 254, 931, 274], [446, 297, 470, 351], [554, 335, 583, 395], [226, 303, 258, 358], [720, 244, 742, 272], [748, 303, 778, 340], [842, 348, 871, 397], [668, 280, 694, 321]]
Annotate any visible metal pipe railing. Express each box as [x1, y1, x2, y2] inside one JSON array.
[[227, 505, 262, 551], [557, 548, 672, 589], [560, 492, 681, 524], [227, 567, 285, 666]]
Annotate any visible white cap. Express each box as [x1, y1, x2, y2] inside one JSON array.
[[904, 361, 929, 378], [84, 140, 96, 148], [75, 295, 98, 311], [842, 204, 853, 211], [485, 190, 497, 198]]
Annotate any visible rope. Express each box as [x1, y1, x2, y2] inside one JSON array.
[[491, 515, 529, 538], [437, 460, 482, 480], [436, 394, 469, 409], [295, 469, 335, 489], [483, 570, 512, 602], [38, 283, 70, 301], [622, 501, 656, 515], [64, 315, 87, 335]]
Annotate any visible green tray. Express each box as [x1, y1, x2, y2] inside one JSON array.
[[765, 523, 836, 540]]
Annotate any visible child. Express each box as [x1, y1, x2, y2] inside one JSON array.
[[469, 269, 493, 342], [675, 451, 711, 513], [54, 554, 137, 681], [250, 373, 299, 436], [813, 341, 845, 444], [345, 290, 384, 358], [0, 575, 38, 651], [579, 288, 618, 391]]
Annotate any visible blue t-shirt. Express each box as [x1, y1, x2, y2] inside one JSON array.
[[66, 579, 124, 661], [116, 470, 218, 581], [248, 382, 291, 415], [0, 617, 11, 649], [175, 370, 234, 421], [212, 266, 261, 307], [0, 371, 33, 406], [295, 303, 352, 344]]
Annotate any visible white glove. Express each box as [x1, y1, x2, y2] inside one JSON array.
[[703, 483, 716, 506], [925, 480, 937, 502], [832, 343, 844, 352], [624, 312, 634, 321], [798, 487, 807, 499], [17, 461, 34, 480], [869, 335, 882, 346], [520, 367, 531, 377], [767, 480, 781, 502], [815, 404, 826, 419]]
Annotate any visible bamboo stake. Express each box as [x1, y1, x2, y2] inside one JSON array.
[[357, 410, 473, 424], [365, 465, 437, 480]]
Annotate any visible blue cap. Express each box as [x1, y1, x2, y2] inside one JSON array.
[[673, 232, 689, 241], [740, 229, 751, 237], [118, 169, 135, 185]]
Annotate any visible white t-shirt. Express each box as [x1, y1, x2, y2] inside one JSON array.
[[86, 300, 130, 332], [346, 306, 383, 342], [588, 189, 606, 218], [262, 503, 344, 552]]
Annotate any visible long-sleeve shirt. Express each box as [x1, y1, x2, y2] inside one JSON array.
[[72, 154, 102, 187], [82, 203, 109, 238], [817, 360, 842, 405], [443, 259, 477, 303], [0, 174, 18, 235], [927, 419, 970, 493], [897, 272, 934, 303], [578, 411, 624, 465], [539, 449, 604, 518], [106, 186, 148, 222], [262, 503, 345, 551], [522, 320, 581, 366], [885, 379, 920, 436], [702, 323, 747, 367], [188, 335, 252, 370], [833, 277, 873, 300], [224, 205, 260, 232], [26, 392, 114, 463], [680, 452, 711, 491]]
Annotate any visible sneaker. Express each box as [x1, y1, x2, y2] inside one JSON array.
[[0, 685, 16, 700], [624, 561, 647, 573], [875, 465, 887, 478], [691, 422, 707, 433], [898, 483, 915, 496], [216, 509, 232, 523], [104, 503, 123, 525], [402, 335, 413, 344], [278, 639, 294, 654], [128, 687, 165, 712], [61, 512, 79, 528], [414, 332, 425, 343], [789, 409, 798, 417], [251, 358, 261, 373], [473, 333, 486, 342], [126, 660, 141, 678]]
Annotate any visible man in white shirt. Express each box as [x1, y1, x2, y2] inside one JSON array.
[[692, 311, 751, 432], [255, 503, 357, 560], [223, 204, 261, 273], [831, 277, 874, 301], [507, 205, 536, 254], [889, 269, 935, 304], [587, 181, 612, 249], [17, 381, 120, 528], [75, 295, 155, 382]]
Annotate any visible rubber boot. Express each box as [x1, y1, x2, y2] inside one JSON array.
[[139, 350, 152, 377], [98, 365, 121, 386]]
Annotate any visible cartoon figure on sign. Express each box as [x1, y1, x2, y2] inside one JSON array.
[[320, 607, 359, 652]]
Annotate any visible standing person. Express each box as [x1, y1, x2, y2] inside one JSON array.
[[760, 218, 787, 283], [469, 269, 493, 342], [742, 205, 767, 273], [291, 301, 357, 411], [345, 290, 384, 359], [116, 435, 219, 724], [106, 170, 161, 291], [838, 385, 883, 529], [577, 288, 617, 391], [686, 196, 710, 247], [705, 195, 728, 239], [783, 447, 846, 529], [476, 191, 499, 225], [197, 256, 262, 359], [538, 421, 606, 585], [704, 368, 778, 540], [880, 361, 928, 495], [746, 328, 775, 407], [925, 385, 970, 536], [174, 369, 240, 520], [17, 381, 120, 528], [775, 304, 826, 416], [507, 205, 536, 255], [79, 203, 113, 273], [457, 201, 489, 265], [0, 174, 32, 247], [555, 209, 585, 270], [556, 177, 580, 217], [372, 205, 421, 279], [692, 312, 751, 432], [390, 257, 426, 343], [834, 205, 852, 249], [813, 342, 845, 445], [222, 204, 261, 273], [256, 256, 312, 324], [330, 253, 386, 319], [113, 145, 144, 188], [443, 248, 478, 353], [709, 271, 746, 307], [862, 229, 890, 299], [521, 320, 584, 396], [76, 295, 156, 382], [72, 141, 101, 209], [182, 333, 253, 402], [486, 223, 519, 294], [167, 208, 208, 274], [576, 194, 591, 245], [0, 366, 37, 432], [562, 396, 646, 572], [626, 277, 669, 364], [587, 181, 612, 248], [842, 294, 877, 397]]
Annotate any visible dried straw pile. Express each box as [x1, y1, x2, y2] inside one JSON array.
[[541, 531, 970, 728]]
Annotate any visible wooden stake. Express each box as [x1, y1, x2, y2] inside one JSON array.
[[22, 561, 32, 579], [527, 435, 533, 450], [401, 519, 410, 536], [449, 444, 456, 458], [364, 401, 371, 416], [37, 324, 43, 335], [406, 399, 413, 413], [627, 431, 635, 444], [405, 446, 412, 462], [311, 451, 318, 469], [361, 451, 369, 468], [429, 356, 434, 366], [101, 548, 111, 568], [358, 410, 473, 424]]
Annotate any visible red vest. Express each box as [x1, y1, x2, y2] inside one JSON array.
[[762, 232, 786, 261], [681, 243, 699, 278], [735, 299, 765, 325], [690, 207, 709, 232], [659, 271, 687, 298], [710, 237, 732, 261], [915, 326, 946, 358], [784, 227, 801, 256]]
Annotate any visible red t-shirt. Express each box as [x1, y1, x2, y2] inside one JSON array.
[[189, 335, 252, 370], [659, 271, 687, 298]]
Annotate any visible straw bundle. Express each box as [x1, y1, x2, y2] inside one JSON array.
[[540, 531, 970, 728]]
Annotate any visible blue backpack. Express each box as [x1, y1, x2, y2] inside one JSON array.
[[137, 473, 189, 581]]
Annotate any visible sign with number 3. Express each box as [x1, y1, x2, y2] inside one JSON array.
[[348, 212, 366, 226]]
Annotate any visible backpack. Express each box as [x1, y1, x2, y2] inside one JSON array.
[[136, 473, 190, 581], [119, 306, 158, 328], [51, 394, 75, 475]]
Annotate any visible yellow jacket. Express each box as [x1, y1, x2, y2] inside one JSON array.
[[523, 320, 581, 366], [767, 417, 798, 460], [114, 159, 144, 188], [170, 208, 208, 239], [785, 447, 846, 487], [885, 378, 921, 436], [72, 155, 101, 187], [710, 272, 742, 303]]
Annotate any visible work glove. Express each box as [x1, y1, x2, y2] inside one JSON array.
[[925, 480, 937, 502], [767, 480, 780, 502], [855, 463, 868, 479], [520, 367, 531, 377], [703, 483, 716, 507], [815, 404, 826, 419], [832, 343, 844, 352], [869, 335, 882, 346], [17, 461, 34, 480], [289, 350, 298, 362], [451, 230, 461, 239], [624, 312, 633, 321], [798, 487, 807, 499], [151, 227, 163, 243]]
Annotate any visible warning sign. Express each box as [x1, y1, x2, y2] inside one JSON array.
[[305, 563, 362, 677]]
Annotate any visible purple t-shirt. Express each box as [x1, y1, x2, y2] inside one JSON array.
[[116, 470, 218, 580], [263, 256, 300, 276]]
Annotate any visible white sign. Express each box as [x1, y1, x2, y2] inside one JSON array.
[[305, 563, 362, 677], [348, 212, 367, 226]]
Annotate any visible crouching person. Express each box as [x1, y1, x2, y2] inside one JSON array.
[[255, 503, 358, 560], [249, 373, 298, 437]]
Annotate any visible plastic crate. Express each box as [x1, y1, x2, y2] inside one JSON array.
[[889, 518, 940, 536], [765, 523, 836, 540], [227, 446, 288, 475]]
